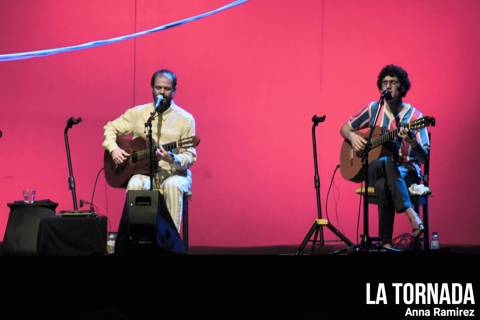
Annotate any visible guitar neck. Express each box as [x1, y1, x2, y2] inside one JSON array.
[[131, 140, 179, 162], [161, 141, 178, 151], [370, 123, 411, 149]]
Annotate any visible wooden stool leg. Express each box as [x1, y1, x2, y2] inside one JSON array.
[[182, 194, 189, 252]]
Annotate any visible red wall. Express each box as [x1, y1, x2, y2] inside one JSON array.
[[1, 0, 479, 246]]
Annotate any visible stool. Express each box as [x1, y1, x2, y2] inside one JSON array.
[[355, 186, 431, 250], [182, 191, 192, 252]]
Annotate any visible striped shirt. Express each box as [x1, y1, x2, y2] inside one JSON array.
[[348, 101, 430, 164]]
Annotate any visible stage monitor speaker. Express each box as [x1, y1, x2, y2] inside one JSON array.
[[37, 215, 107, 256], [2, 200, 57, 255], [115, 190, 185, 255]]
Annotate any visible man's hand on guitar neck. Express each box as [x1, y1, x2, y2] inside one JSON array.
[[398, 127, 417, 145], [111, 148, 131, 165], [155, 146, 175, 164]]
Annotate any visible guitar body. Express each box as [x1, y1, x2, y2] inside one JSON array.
[[104, 135, 152, 188], [340, 127, 389, 182], [104, 134, 200, 188]]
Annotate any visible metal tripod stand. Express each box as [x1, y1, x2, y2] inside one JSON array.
[[296, 115, 353, 255]]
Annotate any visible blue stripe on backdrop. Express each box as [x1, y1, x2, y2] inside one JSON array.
[[0, 0, 247, 62]]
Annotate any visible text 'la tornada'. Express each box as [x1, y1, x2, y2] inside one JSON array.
[[366, 283, 475, 305]]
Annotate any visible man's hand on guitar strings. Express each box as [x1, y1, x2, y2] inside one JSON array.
[[350, 132, 367, 153], [111, 148, 130, 166]]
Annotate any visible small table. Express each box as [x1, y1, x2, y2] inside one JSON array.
[[2, 200, 58, 255]]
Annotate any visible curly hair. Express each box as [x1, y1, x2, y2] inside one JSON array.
[[376, 64, 411, 98]]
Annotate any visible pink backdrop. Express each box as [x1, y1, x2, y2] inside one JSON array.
[[1, 0, 479, 246]]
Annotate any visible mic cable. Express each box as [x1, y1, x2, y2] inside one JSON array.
[[325, 164, 341, 225], [80, 167, 104, 213]]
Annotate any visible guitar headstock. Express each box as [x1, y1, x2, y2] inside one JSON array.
[[178, 136, 201, 148], [411, 116, 436, 130]]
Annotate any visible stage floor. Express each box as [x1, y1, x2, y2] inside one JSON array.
[[1, 242, 479, 255], [188, 244, 480, 255]]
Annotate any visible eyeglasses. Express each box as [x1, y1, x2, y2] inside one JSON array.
[[381, 80, 400, 87]]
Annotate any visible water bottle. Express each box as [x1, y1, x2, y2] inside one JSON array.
[[430, 231, 440, 250], [107, 232, 117, 255]]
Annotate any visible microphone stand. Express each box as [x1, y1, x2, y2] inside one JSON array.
[[358, 98, 383, 249], [350, 93, 399, 253], [296, 115, 353, 255], [145, 110, 157, 191], [64, 120, 79, 211]]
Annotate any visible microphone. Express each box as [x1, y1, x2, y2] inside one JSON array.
[[312, 114, 326, 124], [154, 94, 164, 111], [66, 116, 82, 129], [380, 89, 391, 100], [147, 95, 164, 124]]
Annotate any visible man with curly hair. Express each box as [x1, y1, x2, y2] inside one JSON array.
[[340, 64, 430, 249]]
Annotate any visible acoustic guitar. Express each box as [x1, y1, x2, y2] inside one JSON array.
[[339, 116, 435, 182], [104, 135, 200, 188]]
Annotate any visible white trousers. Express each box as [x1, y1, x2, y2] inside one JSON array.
[[127, 174, 191, 232]]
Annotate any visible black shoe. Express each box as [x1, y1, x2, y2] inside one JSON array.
[[380, 242, 402, 253]]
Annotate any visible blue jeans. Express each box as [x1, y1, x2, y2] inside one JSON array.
[[368, 156, 419, 243]]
